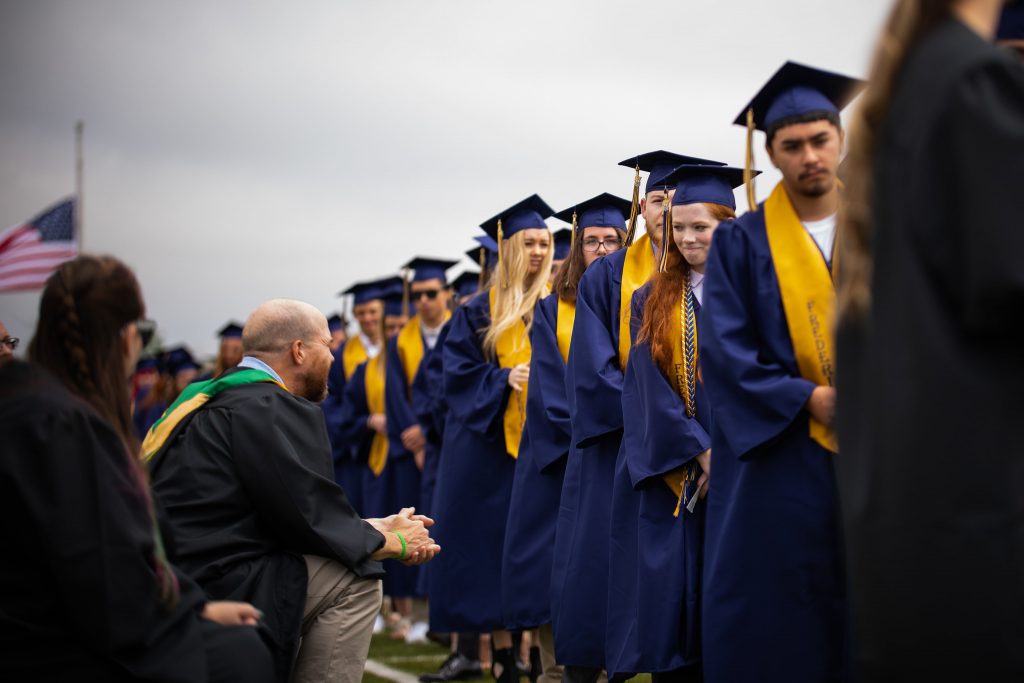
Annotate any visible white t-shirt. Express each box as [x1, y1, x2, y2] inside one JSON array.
[[802, 214, 837, 261], [358, 332, 381, 359], [421, 322, 444, 350], [690, 270, 705, 306]]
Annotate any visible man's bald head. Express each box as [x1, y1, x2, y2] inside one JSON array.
[[243, 299, 327, 356], [242, 299, 333, 402]]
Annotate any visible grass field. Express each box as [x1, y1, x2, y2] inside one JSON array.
[[363, 634, 651, 683], [365, 634, 452, 680]]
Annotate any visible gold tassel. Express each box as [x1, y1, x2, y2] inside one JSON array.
[[570, 210, 578, 253], [402, 268, 411, 319], [659, 189, 671, 273], [744, 108, 757, 212], [478, 248, 486, 289], [623, 162, 641, 248], [497, 218, 507, 288]]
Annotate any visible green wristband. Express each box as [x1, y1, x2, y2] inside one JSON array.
[[395, 532, 407, 560]]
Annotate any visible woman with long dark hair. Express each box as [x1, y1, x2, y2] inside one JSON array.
[[501, 193, 630, 682], [836, 1, 1024, 679], [0, 255, 272, 682]]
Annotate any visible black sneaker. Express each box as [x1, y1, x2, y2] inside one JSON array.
[[419, 653, 484, 682]]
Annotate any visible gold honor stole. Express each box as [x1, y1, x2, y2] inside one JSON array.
[[763, 182, 838, 453], [555, 297, 576, 364], [489, 287, 532, 458], [341, 335, 369, 381], [365, 353, 389, 476], [618, 232, 658, 370], [396, 312, 452, 390]]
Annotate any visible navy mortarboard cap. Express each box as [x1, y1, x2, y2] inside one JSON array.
[[479, 194, 554, 241], [327, 313, 346, 332], [733, 61, 865, 133], [384, 294, 405, 318], [136, 357, 159, 372], [618, 151, 726, 194], [466, 235, 499, 269], [553, 228, 573, 260], [217, 321, 244, 339], [164, 346, 199, 374], [403, 256, 458, 284], [371, 276, 405, 317], [553, 192, 633, 231], [451, 270, 482, 299], [341, 281, 385, 305], [997, 4, 1024, 40], [663, 165, 757, 211], [475, 235, 498, 251]]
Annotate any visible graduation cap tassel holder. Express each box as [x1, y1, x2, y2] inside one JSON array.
[[744, 108, 758, 212], [624, 163, 642, 247]]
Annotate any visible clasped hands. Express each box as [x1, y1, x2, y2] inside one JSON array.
[[368, 507, 441, 566]]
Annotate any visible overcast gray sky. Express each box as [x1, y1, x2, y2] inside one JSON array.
[[0, 0, 892, 356]]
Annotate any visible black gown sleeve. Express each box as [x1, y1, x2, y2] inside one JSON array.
[[942, 56, 1024, 335], [230, 388, 387, 576]]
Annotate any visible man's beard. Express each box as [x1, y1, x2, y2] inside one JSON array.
[[794, 169, 834, 199], [297, 367, 329, 402]]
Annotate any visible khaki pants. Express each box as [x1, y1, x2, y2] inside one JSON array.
[[291, 555, 384, 683], [537, 624, 563, 683]]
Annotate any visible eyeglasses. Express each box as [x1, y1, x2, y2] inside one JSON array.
[[135, 319, 156, 348], [581, 237, 624, 253], [412, 289, 441, 300], [1, 336, 18, 351]]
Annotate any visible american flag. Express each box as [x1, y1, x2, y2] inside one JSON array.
[[0, 198, 78, 293]]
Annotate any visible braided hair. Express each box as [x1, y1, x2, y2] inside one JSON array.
[[29, 255, 180, 609], [30, 255, 142, 450]]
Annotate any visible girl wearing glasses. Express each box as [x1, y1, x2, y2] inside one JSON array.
[[427, 195, 553, 683], [606, 166, 748, 682], [501, 193, 630, 681]]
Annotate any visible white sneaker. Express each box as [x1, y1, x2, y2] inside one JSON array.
[[405, 621, 430, 644], [373, 614, 386, 634]]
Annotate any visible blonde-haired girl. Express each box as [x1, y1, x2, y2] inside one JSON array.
[[427, 195, 553, 683]]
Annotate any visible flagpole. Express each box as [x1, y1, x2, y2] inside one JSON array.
[[75, 120, 83, 251]]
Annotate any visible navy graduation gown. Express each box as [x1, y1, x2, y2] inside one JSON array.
[[337, 358, 420, 597], [428, 292, 517, 633], [700, 212, 846, 683], [382, 336, 425, 597], [134, 394, 167, 441], [501, 294, 570, 631], [337, 362, 384, 515], [551, 248, 632, 668], [322, 343, 364, 515], [413, 325, 449, 597], [605, 284, 709, 678], [411, 329, 446, 520]]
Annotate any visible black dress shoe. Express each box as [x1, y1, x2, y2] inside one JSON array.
[[419, 653, 484, 682]]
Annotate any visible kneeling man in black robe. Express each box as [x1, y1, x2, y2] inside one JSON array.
[[148, 298, 439, 683]]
